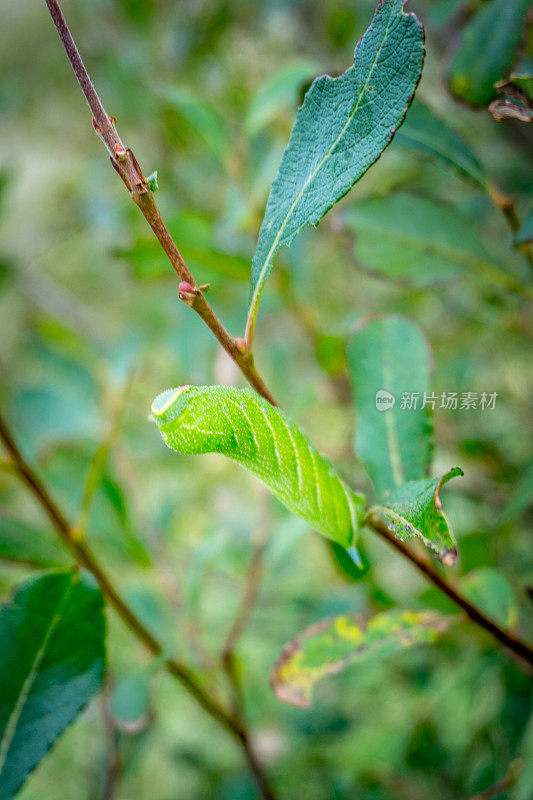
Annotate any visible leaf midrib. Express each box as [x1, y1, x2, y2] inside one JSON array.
[[381, 332, 404, 488], [0, 574, 76, 780]]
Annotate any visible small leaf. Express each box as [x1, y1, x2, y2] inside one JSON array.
[[246, 0, 424, 343], [371, 467, 464, 565], [447, 0, 531, 106], [245, 60, 318, 138], [461, 568, 518, 629], [151, 385, 365, 548], [396, 99, 484, 185], [147, 170, 159, 192], [344, 192, 498, 286], [347, 315, 433, 495], [271, 609, 450, 708], [0, 518, 69, 569], [0, 570, 105, 799]]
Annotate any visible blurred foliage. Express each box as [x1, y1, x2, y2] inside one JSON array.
[[0, 0, 532, 798]]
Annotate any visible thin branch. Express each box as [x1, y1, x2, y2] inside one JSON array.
[[0, 412, 278, 800], [366, 512, 533, 668], [43, 0, 275, 406]]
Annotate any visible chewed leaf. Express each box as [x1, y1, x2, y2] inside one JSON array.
[[272, 609, 450, 708], [152, 385, 365, 548], [245, 0, 424, 345], [371, 467, 463, 564]]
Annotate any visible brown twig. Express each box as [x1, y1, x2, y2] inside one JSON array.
[[366, 512, 533, 668], [0, 412, 278, 800], [43, 0, 275, 405]]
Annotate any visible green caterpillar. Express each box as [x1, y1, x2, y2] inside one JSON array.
[[152, 385, 365, 548]]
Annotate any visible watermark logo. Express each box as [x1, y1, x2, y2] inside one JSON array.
[[374, 390, 498, 411], [375, 389, 396, 411]]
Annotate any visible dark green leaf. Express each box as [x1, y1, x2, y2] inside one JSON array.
[[347, 315, 433, 495], [371, 467, 464, 565], [271, 609, 450, 708], [246, 0, 424, 342], [152, 385, 365, 548], [396, 99, 484, 184], [0, 570, 105, 799], [447, 0, 531, 106]]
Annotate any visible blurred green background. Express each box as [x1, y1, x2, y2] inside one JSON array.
[[0, 0, 532, 798]]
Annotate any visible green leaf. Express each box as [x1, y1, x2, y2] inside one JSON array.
[[271, 609, 450, 708], [347, 315, 433, 495], [0, 519, 69, 569], [246, 0, 424, 343], [0, 570, 105, 799], [151, 385, 365, 548], [245, 60, 318, 138], [461, 568, 518, 629], [447, 0, 531, 106], [344, 193, 498, 286], [396, 99, 485, 185], [371, 467, 464, 565]]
